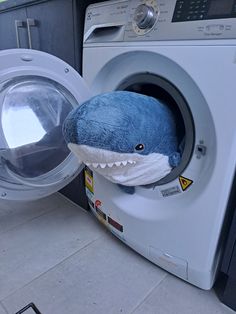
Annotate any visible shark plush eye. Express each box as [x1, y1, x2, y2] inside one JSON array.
[[135, 144, 145, 151]]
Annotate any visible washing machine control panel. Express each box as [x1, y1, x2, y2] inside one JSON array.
[[84, 0, 236, 43]]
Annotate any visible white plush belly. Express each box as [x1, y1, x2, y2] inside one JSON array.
[[68, 143, 172, 186]]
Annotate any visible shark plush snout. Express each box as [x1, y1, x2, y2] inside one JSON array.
[[63, 91, 181, 191]]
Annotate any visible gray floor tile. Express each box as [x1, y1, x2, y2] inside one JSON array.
[[0, 201, 105, 300], [0, 303, 7, 314], [0, 193, 68, 235], [21, 309, 35, 314], [2, 232, 166, 314], [131, 275, 235, 314]]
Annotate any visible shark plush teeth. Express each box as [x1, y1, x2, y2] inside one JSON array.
[[63, 91, 181, 193], [86, 160, 135, 168]]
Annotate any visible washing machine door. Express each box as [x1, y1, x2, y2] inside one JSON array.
[[0, 49, 91, 201]]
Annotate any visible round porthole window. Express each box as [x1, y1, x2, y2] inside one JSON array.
[[0, 76, 77, 185]]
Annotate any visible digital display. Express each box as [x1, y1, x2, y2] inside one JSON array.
[[172, 0, 236, 23], [208, 0, 234, 16]]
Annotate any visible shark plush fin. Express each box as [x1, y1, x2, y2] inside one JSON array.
[[169, 152, 181, 167], [118, 184, 135, 195]]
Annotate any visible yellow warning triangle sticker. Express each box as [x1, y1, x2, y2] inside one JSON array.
[[179, 176, 193, 191]]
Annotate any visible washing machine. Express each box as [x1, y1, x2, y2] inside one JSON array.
[[82, 0, 236, 290], [0, 0, 235, 290]]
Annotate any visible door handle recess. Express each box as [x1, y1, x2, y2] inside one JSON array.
[[15, 20, 24, 48], [26, 18, 36, 49]]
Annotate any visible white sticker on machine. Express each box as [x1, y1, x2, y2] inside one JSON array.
[[160, 186, 182, 198]]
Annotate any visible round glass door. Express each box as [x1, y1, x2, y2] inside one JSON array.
[[0, 49, 90, 201], [0, 74, 87, 200], [0, 76, 73, 178]]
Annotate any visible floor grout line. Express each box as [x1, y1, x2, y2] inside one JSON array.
[[0, 301, 9, 314], [129, 273, 169, 314], [0, 195, 89, 237], [0, 233, 106, 304], [0, 199, 65, 237]]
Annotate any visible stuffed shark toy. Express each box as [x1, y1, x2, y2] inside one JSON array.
[[63, 91, 181, 194]]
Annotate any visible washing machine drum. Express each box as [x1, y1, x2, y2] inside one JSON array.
[[0, 49, 91, 201]]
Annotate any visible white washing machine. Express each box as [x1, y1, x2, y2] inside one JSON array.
[[82, 0, 236, 290], [0, 0, 235, 290]]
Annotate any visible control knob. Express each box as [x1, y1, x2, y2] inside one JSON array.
[[133, 4, 157, 29]]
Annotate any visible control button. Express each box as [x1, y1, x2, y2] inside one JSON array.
[[132, 0, 159, 35], [206, 24, 225, 32], [133, 4, 156, 29]]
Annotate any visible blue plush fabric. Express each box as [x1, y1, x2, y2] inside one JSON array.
[[64, 92, 179, 158], [63, 91, 181, 193]]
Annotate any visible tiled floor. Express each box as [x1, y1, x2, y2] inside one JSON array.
[[0, 193, 235, 314]]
